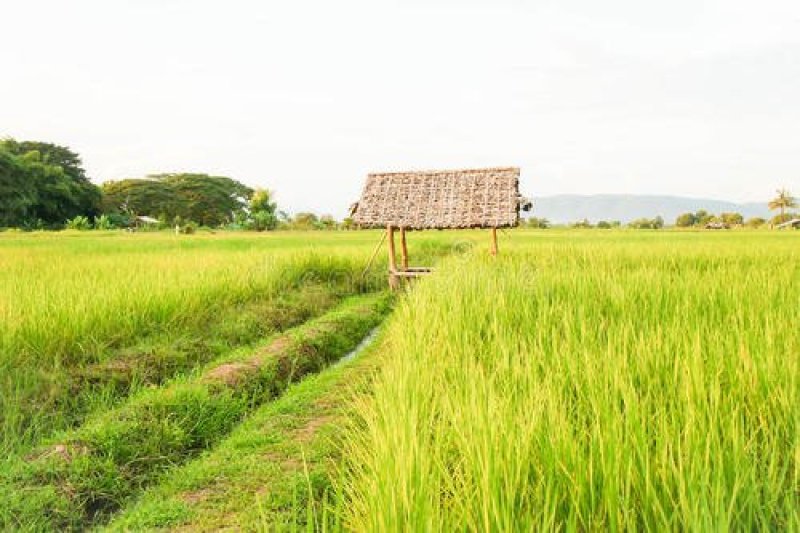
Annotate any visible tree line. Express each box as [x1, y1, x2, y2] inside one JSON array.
[[3, 138, 797, 232], [0, 139, 350, 231], [528, 189, 797, 230]]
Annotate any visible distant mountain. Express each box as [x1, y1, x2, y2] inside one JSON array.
[[529, 195, 771, 225]]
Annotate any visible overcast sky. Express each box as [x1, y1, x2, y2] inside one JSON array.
[[2, 0, 799, 216]]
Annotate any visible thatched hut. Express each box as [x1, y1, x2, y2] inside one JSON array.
[[350, 167, 529, 288]]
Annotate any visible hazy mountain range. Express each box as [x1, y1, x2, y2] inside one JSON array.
[[529, 195, 772, 225]]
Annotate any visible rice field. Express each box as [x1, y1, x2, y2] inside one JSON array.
[[0, 231, 386, 454], [0, 229, 797, 530], [339, 231, 800, 530]]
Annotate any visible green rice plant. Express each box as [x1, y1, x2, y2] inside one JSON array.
[[338, 232, 799, 530], [0, 231, 412, 454], [0, 292, 391, 531]]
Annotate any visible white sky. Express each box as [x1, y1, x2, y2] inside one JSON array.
[[2, 0, 799, 216]]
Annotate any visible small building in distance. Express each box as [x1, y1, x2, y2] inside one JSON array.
[[776, 218, 800, 230], [350, 167, 530, 288], [704, 221, 730, 230]]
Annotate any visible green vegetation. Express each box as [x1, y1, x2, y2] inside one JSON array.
[[338, 231, 799, 530], [101, 173, 254, 227], [103, 329, 385, 532], [245, 188, 279, 230], [0, 140, 100, 228], [675, 210, 747, 228], [0, 293, 389, 531], [0, 232, 399, 454], [525, 216, 551, 229], [628, 215, 664, 229], [1, 229, 797, 530], [769, 188, 797, 221]]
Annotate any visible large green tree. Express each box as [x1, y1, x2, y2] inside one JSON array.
[[0, 150, 37, 226], [102, 173, 254, 226], [0, 140, 101, 225]]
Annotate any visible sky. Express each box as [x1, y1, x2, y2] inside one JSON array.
[[2, 0, 799, 217]]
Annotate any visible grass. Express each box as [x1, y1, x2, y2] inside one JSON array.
[[2, 228, 797, 530], [337, 231, 799, 530], [0, 230, 428, 453], [0, 293, 391, 531], [102, 327, 387, 532]]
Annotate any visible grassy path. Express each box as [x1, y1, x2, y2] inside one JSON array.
[[0, 293, 390, 531], [103, 330, 384, 531]]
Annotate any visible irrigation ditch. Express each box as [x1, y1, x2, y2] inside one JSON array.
[[0, 292, 392, 531]]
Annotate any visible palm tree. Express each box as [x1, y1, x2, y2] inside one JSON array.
[[768, 189, 797, 219]]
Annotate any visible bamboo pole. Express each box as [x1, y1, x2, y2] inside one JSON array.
[[490, 227, 498, 256], [359, 230, 387, 282], [387, 225, 398, 289], [400, 227, 409, 271]]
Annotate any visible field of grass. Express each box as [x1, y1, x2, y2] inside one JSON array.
[[1, 229, 797, 530], [339, 231, 799, 530], [0, 231, 387, 454]]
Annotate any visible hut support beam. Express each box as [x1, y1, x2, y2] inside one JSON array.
[[490, 227, 498, 256], [387, 225, 399, 290], [400, 227, 409, 271]]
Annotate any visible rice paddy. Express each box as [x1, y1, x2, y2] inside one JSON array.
[[0, 229, 797, 530]]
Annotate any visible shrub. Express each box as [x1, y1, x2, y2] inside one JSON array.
[[65, 215, 92, 230], [246, 211, 278, 231], [571, 218, 593, 229], [675, 212, 697, 227], [180, 221, 198, 234], [629, 216, 663, 229], [527, 217, 550, 229], [94, 214, 114, 230], [770, 213, 797, 225]]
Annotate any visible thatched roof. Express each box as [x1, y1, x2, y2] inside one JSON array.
[[351, 167, 525, 230]]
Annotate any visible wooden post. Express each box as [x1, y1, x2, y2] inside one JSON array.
[[490, 227, 498, 256], [399, 227, 409, 271], [387, 225, 399, 289]]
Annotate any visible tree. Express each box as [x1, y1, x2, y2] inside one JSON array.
[[694, 210, 715, 227], [768, 189, 797, 219], [318, 214, 337, 230], [596, 220, 612, 229], [102, 178, 176, 219], [247, 189, 278, 231], [675, 212, 697, 227], [527, 217, 550, 229], [0, 139, 101, 228], [629, 216, 664, 229], [770, 212, 795, 226], [102, 174, 254, 227], [745, 217, 766, 228], [720, 212, 744, 226], [161, 174, 252, 226], [571, 218, 593, 229], [0, 150, 37, 227], [290, 212, 320, 230]]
